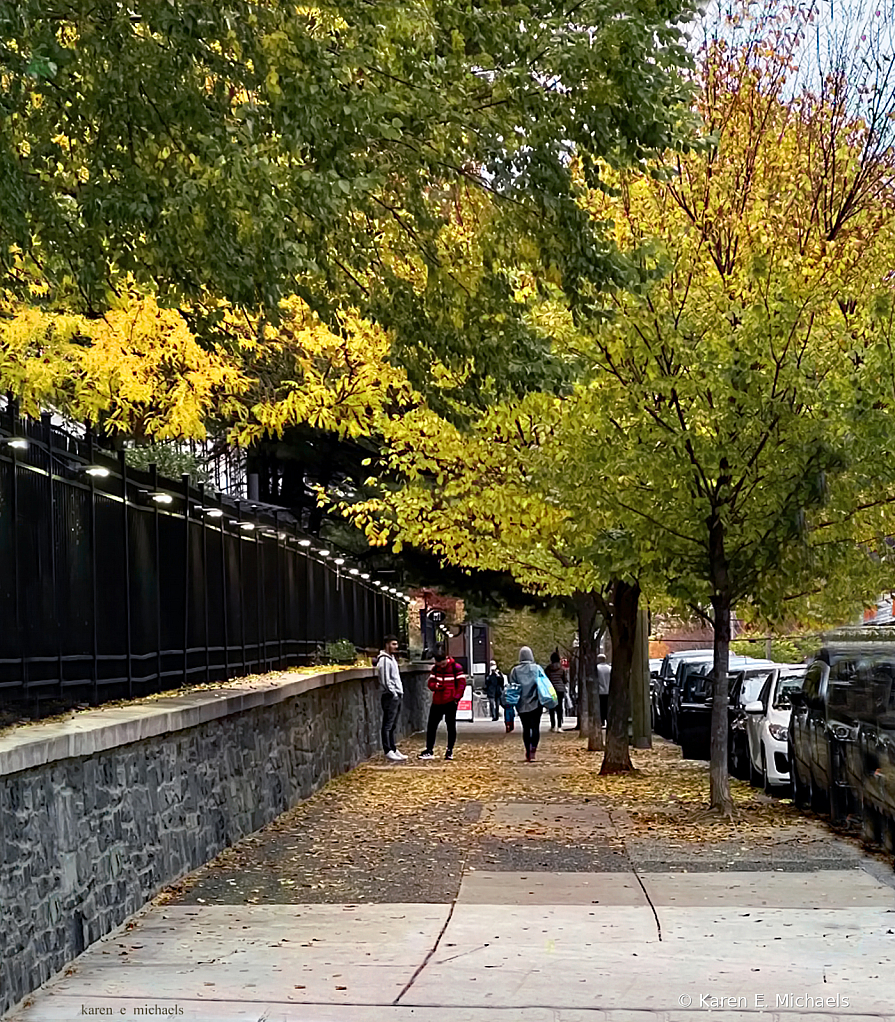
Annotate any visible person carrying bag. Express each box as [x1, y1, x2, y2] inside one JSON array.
[[508, 646, 554, 761]]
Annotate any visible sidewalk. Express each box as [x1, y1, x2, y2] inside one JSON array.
[[7, 721, 895, 1021]]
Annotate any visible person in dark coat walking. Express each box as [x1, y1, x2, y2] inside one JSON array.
[[544, 650, 569, 731], [484, 660, 504, 721]]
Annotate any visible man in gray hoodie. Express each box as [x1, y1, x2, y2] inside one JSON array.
[[377, 635, 406, 762]]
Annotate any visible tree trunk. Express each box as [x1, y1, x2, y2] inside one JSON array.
[[708, 512, 733, 814], [601, 579, 639, 774], [573, 590, 601, 750]]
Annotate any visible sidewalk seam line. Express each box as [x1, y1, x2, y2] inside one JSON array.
[[612, 807, 663, 942], [392, 898, 457, 1005], [393, 835, 478, 1005]]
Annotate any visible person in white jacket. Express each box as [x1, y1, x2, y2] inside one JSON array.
[[596, 653, 611, 727], [377, 635, 406, 762]]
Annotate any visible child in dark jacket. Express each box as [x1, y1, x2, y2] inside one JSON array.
[[418, 648, 467, 761]]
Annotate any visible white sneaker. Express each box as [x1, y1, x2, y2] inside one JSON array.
[[386, 750, 402, 762], [393, 750, 407, 760]]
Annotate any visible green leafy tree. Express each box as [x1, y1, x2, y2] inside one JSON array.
[[552, 0, 895, 812], [0, 0, 695, 396]]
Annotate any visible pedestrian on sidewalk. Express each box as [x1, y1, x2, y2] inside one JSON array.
[[419, 647, 467, 761], [597, 653, 611, 727], [508, 646, 548, 761], [545, 650, 569, 731], [376, 635, 406, 762], [484, 660, 504, 721]]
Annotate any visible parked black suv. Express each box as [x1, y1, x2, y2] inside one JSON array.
[[790, 628, 895, 840], [652, 649, 714, 738]]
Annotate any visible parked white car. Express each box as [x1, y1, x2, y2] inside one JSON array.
[[745, 666, 807, 792]]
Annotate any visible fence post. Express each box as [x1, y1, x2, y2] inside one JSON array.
[[256, 521, 265, 671], [118, 450, 133, 697], [236, 502, 247, 675], [182, 473, 191, 687], [10, 432, 25, 697], [151, 464, 162, 689], [220, 503, 230, 681], [198, 482, 210, 683], [88, 461, 99, 703], [274, 509, 284, 668]]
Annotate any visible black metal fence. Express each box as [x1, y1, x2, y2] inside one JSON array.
[[0, 412, 405, 715]]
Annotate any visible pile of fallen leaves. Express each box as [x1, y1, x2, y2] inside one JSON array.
[[263, 730, 806, 846]]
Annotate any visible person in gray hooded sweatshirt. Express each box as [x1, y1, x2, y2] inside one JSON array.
[[376, 635, 406, 762], [508, 646, 546, 761]]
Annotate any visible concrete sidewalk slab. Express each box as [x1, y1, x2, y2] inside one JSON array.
[[457, 871, 647, 906], [484, 803, 614, 835], [642, 868, 894, 907], [435, 901, 659, 949]]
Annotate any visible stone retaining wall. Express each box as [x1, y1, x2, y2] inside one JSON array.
[[0, 666, 428, 1016]]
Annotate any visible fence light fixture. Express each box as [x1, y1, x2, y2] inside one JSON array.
[[298, 539, 312, 547], [349, 568, 360, 575], [334, 557, 345, 565], [151, 492, 174, 505], [83, 465, 111, 478], [318, 548, 331, 557], [278, 531, 289, 540], [204, 508, 224, 518], [239, 522, 255, 531], [361, 572, 370, 579], [1, 437, 28, 450]]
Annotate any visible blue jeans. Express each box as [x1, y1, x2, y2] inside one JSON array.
[[504, 704, 516, 725]]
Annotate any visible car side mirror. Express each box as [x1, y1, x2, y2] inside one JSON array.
[[744, 701, 764, 714]]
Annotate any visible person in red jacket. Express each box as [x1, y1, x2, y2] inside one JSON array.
[[418, 647, 467, 761]]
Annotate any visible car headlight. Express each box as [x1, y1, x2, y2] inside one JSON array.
[[768, 723, 788, 743]]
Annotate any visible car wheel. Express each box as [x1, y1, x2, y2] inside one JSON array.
[[790, 742, 809, 810], [861, 799, 882, 848], [827, 741, 849, 826], [680, 737, 697, 760], [762, 747, 774, 796], [882, 814, 895, 856], [809, 773, 826, 813]]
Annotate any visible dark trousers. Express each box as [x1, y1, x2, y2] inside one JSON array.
[[599, 693, 609, 726], [520, 707, 542, 755], [488, 694, 500, 720], [549, 699, 564, 729], [425, 700, 458, 753], [381, 692, 402, 753]]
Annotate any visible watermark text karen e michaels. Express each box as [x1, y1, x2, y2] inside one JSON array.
[[678, 992, 849, 1009]]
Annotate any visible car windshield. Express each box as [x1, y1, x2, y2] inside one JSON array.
[[772, 673, 804, 709], [682, 668, 711, 702], [740, 672, 772, 705]]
